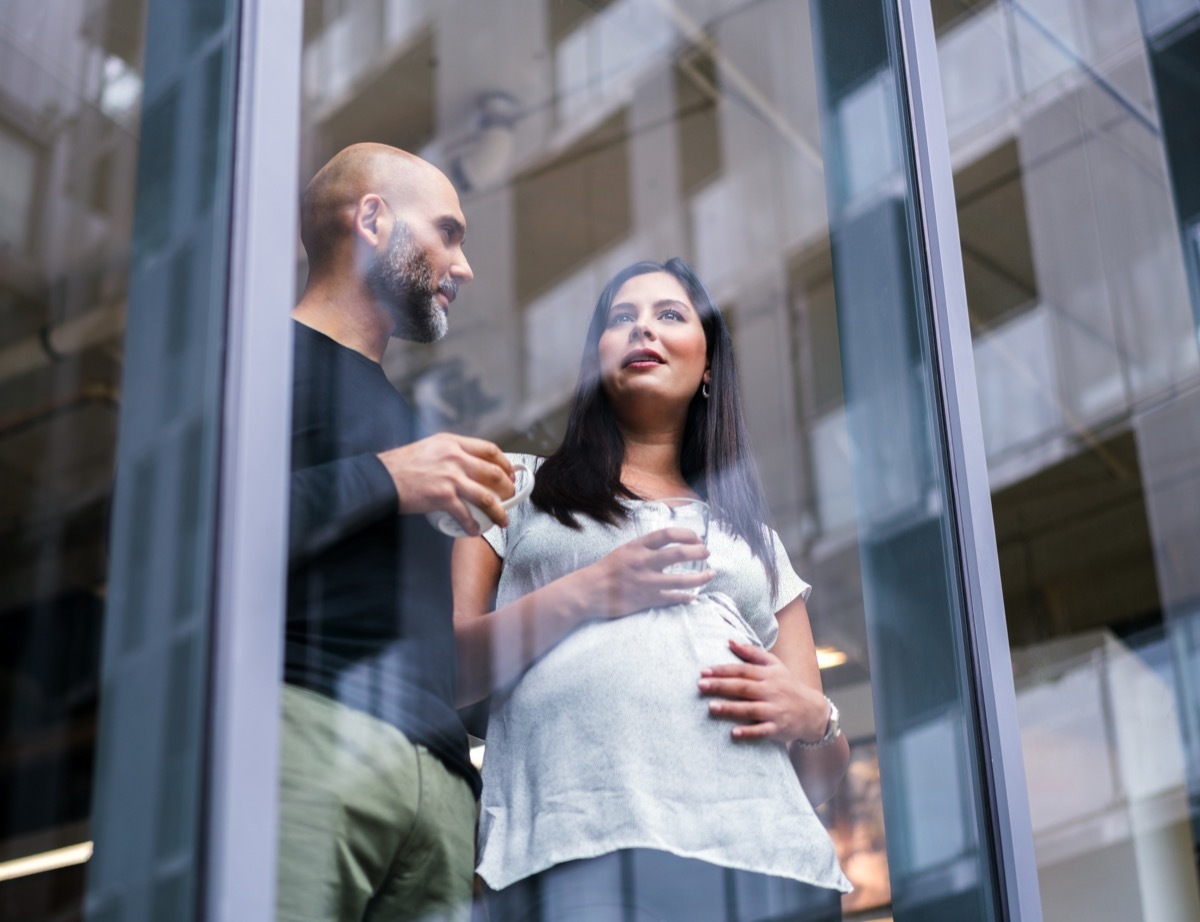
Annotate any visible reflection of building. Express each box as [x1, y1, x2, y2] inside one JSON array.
[[0, 0, 138, 607], [2, 1, 1200, 920], [0, 4, 139, 914], [1014, 631, 1200, 922], [293, 4, 1200, 919]]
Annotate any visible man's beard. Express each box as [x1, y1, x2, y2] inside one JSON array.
[[365, 222, 451, 343]]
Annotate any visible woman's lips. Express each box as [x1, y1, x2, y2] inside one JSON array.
[[623, 349, 664, 367]]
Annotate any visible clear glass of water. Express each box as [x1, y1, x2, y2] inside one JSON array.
[[634, 497, 710, 574]]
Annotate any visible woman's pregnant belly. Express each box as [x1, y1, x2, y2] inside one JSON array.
[[491, 593, 766, 762]]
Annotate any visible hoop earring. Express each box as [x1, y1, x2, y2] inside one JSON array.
[[702, 381, 710, 399]]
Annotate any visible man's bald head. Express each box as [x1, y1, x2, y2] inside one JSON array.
[[300, 143, 452, 277]]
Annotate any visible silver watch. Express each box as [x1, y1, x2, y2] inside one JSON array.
[[795, 696, 841, 749]]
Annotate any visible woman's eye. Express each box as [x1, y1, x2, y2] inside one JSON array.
[[609, 312, 635, 325], [660, 309, 684, 321]]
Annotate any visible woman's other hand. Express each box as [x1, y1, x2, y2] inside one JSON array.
[[698, 640, 830, 743], [583, 527, 713, 619], [699, 596, 849, 804]]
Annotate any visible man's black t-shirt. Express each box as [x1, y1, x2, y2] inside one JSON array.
[[286, 321, 479, 796]]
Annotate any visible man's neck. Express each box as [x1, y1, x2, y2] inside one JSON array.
[[293, 280, 393, 363]]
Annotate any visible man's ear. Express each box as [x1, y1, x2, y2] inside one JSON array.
[[354, 193, 386, 247]]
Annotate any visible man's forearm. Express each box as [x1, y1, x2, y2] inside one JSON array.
[[289, 454, 397, 561]]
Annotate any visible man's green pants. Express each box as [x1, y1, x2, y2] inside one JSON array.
[[276, 685, 476, 921]]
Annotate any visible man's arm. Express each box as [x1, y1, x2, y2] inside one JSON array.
[[289, 453, 397, 562]]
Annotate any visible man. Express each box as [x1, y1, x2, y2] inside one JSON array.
[[280, 143, 513, 921]]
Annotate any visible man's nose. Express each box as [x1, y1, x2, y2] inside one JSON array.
[[452, 251, 474, 283]]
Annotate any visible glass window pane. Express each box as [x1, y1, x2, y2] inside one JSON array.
[[0, 1, 240, 918], [275, 2, 1008, 920], [938, 1, 1200, 918]]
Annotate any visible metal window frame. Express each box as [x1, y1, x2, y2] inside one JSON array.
[[894, 2, 1043, 920], [203, 0, 302, 917]]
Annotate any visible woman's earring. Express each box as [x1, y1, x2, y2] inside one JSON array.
[[702, 381, 711, 399]]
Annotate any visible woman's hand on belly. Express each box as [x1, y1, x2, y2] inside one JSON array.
[[697, 639, 830, 744]]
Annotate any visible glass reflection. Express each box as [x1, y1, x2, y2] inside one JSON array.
[[937, 1, 1200, 919], [285, 1, 1005, 919], [0, 0, 142, 917]]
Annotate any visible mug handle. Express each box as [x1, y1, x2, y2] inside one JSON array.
[[503, 462, 534, 509]]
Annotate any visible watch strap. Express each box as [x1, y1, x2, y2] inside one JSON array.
[[795, 696, 840, 750]]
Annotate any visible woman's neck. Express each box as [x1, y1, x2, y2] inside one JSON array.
[[619, 433, 693, 499]]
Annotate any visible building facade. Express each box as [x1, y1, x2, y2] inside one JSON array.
[[1, 1, 1198, 920]]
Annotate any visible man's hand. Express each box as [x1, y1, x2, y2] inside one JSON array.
[[376, 434, 514, 536]]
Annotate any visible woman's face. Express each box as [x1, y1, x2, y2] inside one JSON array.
[[597, 271, 709, 416]]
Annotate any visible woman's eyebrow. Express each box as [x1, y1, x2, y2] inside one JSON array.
[[609, 299, 690, 312]]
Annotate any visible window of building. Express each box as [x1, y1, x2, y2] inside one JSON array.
[[514, 109, 632, 302], [0, 125, 38, 255]]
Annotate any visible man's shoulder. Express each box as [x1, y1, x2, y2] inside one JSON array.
[[292, 321, 392, 388], [292, 319, 344, 359]]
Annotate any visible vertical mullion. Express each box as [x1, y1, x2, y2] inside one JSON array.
[[892, 2, 1043, 921], [204, 0, 301, 918]]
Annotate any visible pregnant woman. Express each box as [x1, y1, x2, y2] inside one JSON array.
[[453, 258, 851, 920]]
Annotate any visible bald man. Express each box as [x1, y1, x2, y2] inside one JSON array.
[[280, 145, 512, 921]]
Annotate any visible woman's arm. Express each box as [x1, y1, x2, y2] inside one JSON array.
[[452, 535, 587, 706], [452, 527, 713, 706], [699, 595, 850, 806]]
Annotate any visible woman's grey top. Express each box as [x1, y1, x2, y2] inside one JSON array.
[[476, 454, 851, 893]]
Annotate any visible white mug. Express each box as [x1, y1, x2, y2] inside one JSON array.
[[426, 461, 533, 537]]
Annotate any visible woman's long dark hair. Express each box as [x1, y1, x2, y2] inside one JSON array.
[[531, 257, 779, 593]]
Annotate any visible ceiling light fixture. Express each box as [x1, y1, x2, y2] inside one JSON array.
[[816, 646, 848, 670], [0, 841, 93, 883]]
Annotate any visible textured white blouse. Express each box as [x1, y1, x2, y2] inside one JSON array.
[[475, 454, 851, 894]]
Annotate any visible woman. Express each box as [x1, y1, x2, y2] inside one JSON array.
[[454, 259, 850, 920]]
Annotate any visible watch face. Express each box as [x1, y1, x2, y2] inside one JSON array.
[[826, 699, 841, 740]]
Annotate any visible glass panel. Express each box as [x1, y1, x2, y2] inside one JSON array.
[[937, 1, 1200, 919], [277, 1, 1001, 920], [0, 0, 239, 919]]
